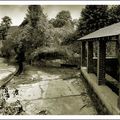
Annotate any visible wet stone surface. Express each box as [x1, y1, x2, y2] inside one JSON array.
[[0, 58, 16, 85], [0, 65, 98, 115]]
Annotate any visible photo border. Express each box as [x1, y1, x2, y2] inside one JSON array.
[[0, 1, 120, 119]]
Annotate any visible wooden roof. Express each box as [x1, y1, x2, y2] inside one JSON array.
[[78, 22, 120, 41]]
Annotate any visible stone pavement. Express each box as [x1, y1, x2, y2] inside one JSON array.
[[0, 58, 16, 86], [4, 66, 97, 115]]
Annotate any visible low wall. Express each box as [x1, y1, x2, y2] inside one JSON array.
[[81, 74, 109, 115], [81, 67, 120, 115]]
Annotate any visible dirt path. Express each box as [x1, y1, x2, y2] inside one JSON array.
[[1, 66, 98, 115]]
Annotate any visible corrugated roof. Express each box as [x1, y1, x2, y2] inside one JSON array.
[[78, 22, 120, 40]]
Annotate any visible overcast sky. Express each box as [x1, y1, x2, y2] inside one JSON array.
[[0, 5, 84, 26]]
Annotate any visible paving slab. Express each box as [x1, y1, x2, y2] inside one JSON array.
[[4, 67, 97, 115]]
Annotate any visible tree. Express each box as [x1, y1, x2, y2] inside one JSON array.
[[26, 5, 43, 28], [0, 16, 12, 40], [2, 5, 46, 63], [50, 10, 73, 28], [49, 18, 55, 25], [72, 19, 79, 30], [18, 5, 48, 63], [62, 5, 110, 62], [108, 5, 120, 25], [56, 10, 72, 21], [1, 16, 12, 29], [77, 5, 109, 37], [2, 5, 75, 66]]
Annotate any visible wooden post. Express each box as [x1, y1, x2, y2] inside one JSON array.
[[87, 41, 94, 73], [81, 41, 86, 67], [97, 39, 106, 85]]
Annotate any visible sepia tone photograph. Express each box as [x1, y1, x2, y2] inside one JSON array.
[[0, 4, 119, 116]]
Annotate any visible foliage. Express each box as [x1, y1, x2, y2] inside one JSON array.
[[0, 16, 12, 40], [4, 5, 119, 66], [63, 5, 110, 58], [49, 10, 73, 28], [1, 16, 12, 29], [108, 5, 120, 25], [1, 28, 21, 58], [76, 5, 120, 38], [2, 5, 75, 65], [32, 18, 74, 62], [26, 5, 43, 28], [56, 10, 72, 21], [2, 5, 46, 62], [2, 5, 119, 65], [77, 5, 109, 37], [64, 5, 119, 59]]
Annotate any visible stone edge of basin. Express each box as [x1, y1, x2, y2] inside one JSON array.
[[81, 67, 120, 115], [0, 66, 17, 88]]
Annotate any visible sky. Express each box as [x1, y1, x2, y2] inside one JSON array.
[[0, 5, 84, 26]]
